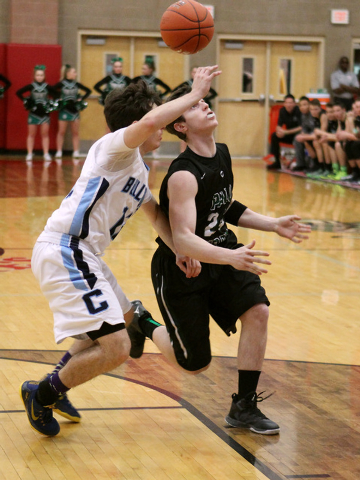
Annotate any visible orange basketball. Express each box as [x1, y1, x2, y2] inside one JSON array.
[[160, 0, 214, 55]]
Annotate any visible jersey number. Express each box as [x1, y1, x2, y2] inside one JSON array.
[[204, 212, 224, 237]]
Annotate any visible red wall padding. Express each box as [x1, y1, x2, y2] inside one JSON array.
[[5, 44, 62, 151], [0, 44, 7, 149]]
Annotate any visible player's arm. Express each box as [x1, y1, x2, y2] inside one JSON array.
[[140, 195, 201, 278], [123, 65, 221, 150], [168, 172, 271, 275], [236, 207, 311, 243], [337, 117, 357, 141]]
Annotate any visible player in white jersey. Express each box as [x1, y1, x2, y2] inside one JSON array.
[[20, 66, 221, 436]]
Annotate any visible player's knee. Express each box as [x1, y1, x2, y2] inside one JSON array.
[[178, 356, 211, 374], [102, 330, 130, 368]]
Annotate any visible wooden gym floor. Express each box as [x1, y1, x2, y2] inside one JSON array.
[[0, 155, 359, 480]]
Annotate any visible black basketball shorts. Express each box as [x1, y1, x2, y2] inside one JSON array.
[[151, 246, 269, 372]]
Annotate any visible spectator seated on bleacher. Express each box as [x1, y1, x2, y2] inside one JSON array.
[[265, 94, 302, 170], [337, 98, 360, 183]]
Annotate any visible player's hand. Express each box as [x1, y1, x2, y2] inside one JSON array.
[[274, 215, 311, 243], [276, 127, 285, 138], [230, 240, 271, 275], [192, 66, 221, 98], [176, 254, 202, 278], [336, 130, 348, 141]]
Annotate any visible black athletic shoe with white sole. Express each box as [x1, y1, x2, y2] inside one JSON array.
[[127, 300, 149, 358], [225, 391, 280, 435]]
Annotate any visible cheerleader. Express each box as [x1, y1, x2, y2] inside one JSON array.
[[132, 58, 171, 99], [52, 65, 91, 158], [16, 65, 56, 161], [0, 74, 11, 99], [93, 57, 131, 105]]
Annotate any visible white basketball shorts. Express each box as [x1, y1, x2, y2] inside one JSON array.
[[32, 237, 131, 344]]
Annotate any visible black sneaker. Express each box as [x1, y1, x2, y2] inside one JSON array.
[[225, 391, 280, 435], [127, 300, 149, 359]]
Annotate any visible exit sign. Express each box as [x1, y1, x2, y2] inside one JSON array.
[[331, 9, 350, 24]]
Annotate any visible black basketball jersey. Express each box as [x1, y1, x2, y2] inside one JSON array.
[[157, 143, 238, 254], [327, 119, 338, 134]]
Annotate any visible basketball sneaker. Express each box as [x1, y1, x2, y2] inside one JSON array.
[[225, 391, 280, 435], [53, 394, 81, 422], [127, 300, 150, 358], [19, 380, 60, 436], [41, 374, 81, 422]]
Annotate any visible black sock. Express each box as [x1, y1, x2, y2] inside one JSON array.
[[36, 378, 60, 406], [138, 316, 162, 340], [325, 163, 332, 171], [238, 370, 261, 399]]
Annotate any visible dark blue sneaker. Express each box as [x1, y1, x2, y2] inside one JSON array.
[[225, 391, 280, 435], [20, 381, 60, 436], [54, 394, 81, 422]]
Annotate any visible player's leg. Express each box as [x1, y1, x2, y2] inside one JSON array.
[[21, 240, 129, 436], [210, 265, 279, 435], [126, 248, 212, 374]]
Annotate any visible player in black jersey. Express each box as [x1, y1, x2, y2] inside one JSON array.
[[94, 57, 131, 106], [127, 81, 311, 435], [337, 99, 360, 183], [132, 58, 171, 99], [16, 65, 57, 161], [314, 102, 347, 179], [0, 73, 11, 99], [52, 65, 92, 159]]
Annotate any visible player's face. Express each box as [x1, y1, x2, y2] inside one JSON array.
[[284, 98, 296, 113], [354, 101, 360, 116], [34, 70, 45, 83], [191, 67, 197, 79], [142, 127, 163, 153], [326, 107, 335, 120], [183, 99, 218, 133], [112, 62, 123, 74], [299, 100, 309, 114], [334, 105, 345, 120], [310, 105, 321, 117]]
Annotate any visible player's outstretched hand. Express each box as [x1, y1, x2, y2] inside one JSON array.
[[231, 240, 271, 275], [192, 66, 221, 98], [274, 215, 311, 243], [176, 254, 202, 278]]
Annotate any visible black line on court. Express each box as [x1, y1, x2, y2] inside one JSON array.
[[1, 406, 184, 414], [1, 350, 359, 368], [285, 475, 331, 479]]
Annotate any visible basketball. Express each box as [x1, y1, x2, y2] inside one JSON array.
[[160, 0, 214, 55]]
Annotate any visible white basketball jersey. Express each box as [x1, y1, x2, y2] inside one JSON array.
[[38, 128, 152, 254]]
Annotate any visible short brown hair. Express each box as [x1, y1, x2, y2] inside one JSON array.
[[104, 81, 162, 132]]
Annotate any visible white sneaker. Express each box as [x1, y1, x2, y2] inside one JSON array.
[[44, 153, 52, 162], [72, 150, 80, 158], [55, 150, 62, 158], [26, 153, 33, 161]]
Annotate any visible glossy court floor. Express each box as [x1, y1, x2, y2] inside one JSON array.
[[0, 155, 359, 480]]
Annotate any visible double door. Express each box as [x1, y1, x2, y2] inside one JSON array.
[[216, 38, 324, 156]]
